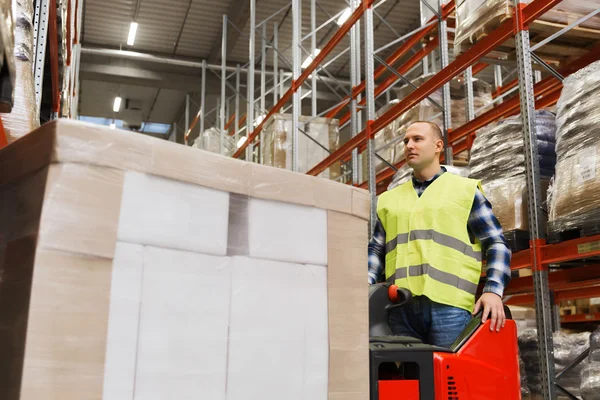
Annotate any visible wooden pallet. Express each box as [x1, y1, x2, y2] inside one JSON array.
[[448, 12, 600, 68]]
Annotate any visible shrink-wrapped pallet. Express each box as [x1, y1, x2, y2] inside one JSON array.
[[454, 0, 600, 56], [192, 127, 236, 157], [450, 78, 493, 128], [0, 120, 371, 400], [519, 329, 590, 398], [469, 111, 556, 231], [3, 0, 38, 142], [581, 327, 600, 400], [454, 0, 513, 56], [548, 61, 600, 234], [262, 113, 342, 181]]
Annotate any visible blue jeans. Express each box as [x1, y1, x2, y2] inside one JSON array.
[[388, 295, 472, 348]]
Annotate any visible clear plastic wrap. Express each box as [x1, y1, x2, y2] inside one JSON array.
[[192, 127, 236, 157], [450, 78, 494, 128], [581, 327, 600, 400], [454, 0, 513, 56], [519, 328, 591, 398], [519, 353, 532, 400], [0, 0, 15, 113], [548, 61, 600, 233], [3, 0, 39, 142], [454, 0, 600, 57], [262, 113, 341, 180], [469, 110, 557, 182]]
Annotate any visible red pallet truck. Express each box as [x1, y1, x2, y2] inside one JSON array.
[[369, 283, 521, 400]]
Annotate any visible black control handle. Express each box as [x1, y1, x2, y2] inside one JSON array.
[[384, 286, 413, 312]]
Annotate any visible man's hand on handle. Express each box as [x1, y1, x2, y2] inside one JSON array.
[[473, 292, 506, 332]]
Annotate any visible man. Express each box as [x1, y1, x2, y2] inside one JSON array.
[[368, 121, 511, 348]]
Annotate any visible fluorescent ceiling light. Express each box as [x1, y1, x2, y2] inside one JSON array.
[[336, 7, 352, 26], [127, 22, 138, 46], [113, 96, 122, 112], [301, 49, 321, 69], [237, 136, 247, 148], [254, 114, 265, 127], [109, 123, 116, 129]]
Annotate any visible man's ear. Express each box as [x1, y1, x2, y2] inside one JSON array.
[[435, 138, 444, 153]]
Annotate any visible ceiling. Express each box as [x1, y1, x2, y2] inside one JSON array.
[[78, 0, 475, 142]]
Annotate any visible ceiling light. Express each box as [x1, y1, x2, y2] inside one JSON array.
[[336, 7, 352, 26], [110, 123, 116, 129], [113, 96, 122, 112], [301, 49, 321, 69], [127, 22, 138, 46], [254, 114, 265, 127], [237, 136, 247, 148]]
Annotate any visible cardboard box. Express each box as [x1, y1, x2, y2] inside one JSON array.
[[0, 120, 370, 400], [483, 175, 550, 232]]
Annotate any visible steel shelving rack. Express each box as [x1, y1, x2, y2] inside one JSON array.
[[33, 0, 81, 123], [199, 1, 600, 398]]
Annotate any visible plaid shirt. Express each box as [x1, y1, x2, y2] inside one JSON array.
[[368, 168, 512, 297]]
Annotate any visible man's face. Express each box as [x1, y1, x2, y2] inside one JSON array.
[[403, 123, 443, 169]]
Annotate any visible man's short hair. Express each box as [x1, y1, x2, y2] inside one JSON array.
[[408, 121, 444, 141]]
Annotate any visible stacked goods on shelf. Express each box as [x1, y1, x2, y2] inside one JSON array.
[[520, 354, 532, 400], [0, 0, 15, 113], [3, 0, 38, 142], [453, 0, 515, 56], [0, 119, 371, 400], [548, 61, 600, 237], [469, 111, 556, 234], [192, 127, 236, 157], [542, 0, 600, 30], [581, 327, 600, 399], [59, 0, 82, 118], [519, 328, 591, 398], [507, 305, 537, 335], [560, 298, 600, 317], [450, 78, 493, 128], [454, 0, 600, 56], [262, 113, 342, 181]]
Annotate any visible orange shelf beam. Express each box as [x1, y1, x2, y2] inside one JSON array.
[[542, 234, 600, 265], [562, 312, 600, 323], [233, 0, 373, 158], [48, 0, 60, 115], [325, 1, 456, 121], [307, 0, 565, 177]]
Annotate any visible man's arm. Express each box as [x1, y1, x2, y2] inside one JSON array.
[[368, 218, 386, 285], [468, 188, 512, 331]]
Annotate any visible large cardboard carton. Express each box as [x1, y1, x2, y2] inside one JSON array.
[[0, 120, 370, 400]]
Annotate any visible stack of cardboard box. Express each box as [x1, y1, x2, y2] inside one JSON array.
[[0, 120, 371, 400]]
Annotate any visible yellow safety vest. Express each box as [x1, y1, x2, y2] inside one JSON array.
[[377, 172, 483, 312]]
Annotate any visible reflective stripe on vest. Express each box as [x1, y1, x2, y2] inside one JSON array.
[[386, 263, 478, 295], [377, 172, 483, 312], [386, 229, 482, 262]]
